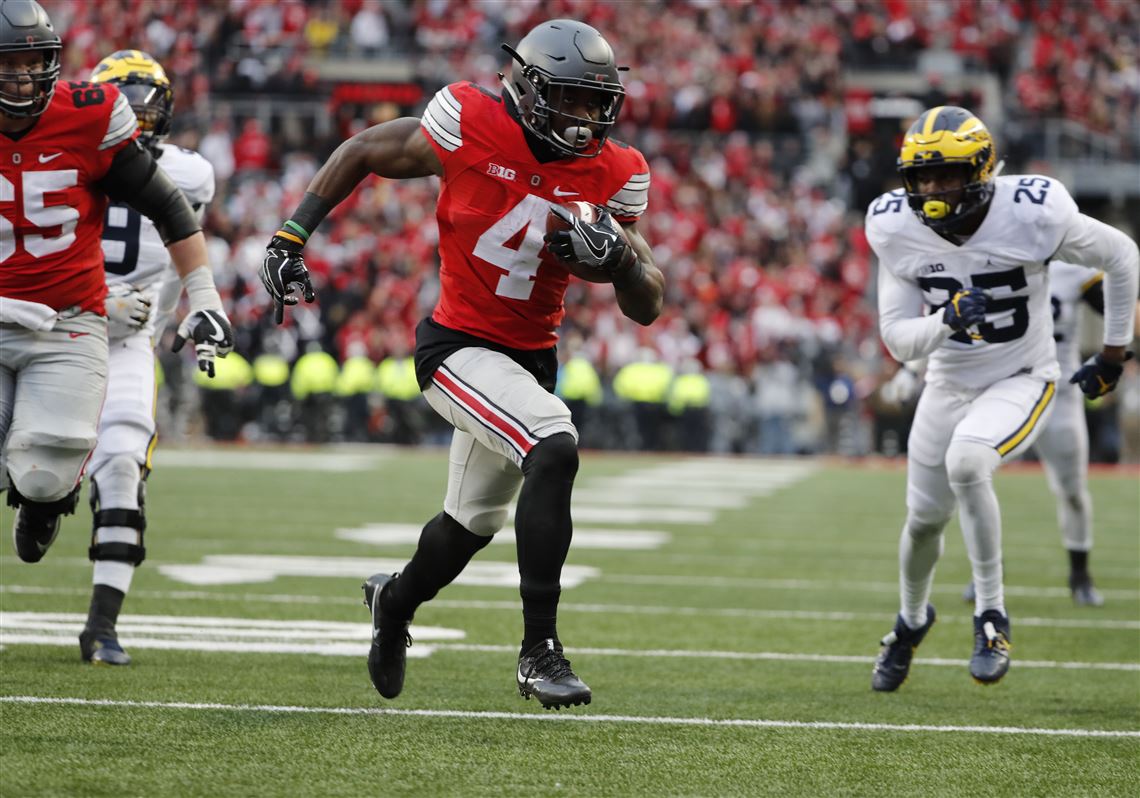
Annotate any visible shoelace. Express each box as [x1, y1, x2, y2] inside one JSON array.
[[981, 622, 1011, 653], [533, 648, 575, 681]]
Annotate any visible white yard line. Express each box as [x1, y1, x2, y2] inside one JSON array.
[[3, 585, 1137, 630], [0, 611, 1135, 671], [1, 696, 1135, 738], [428, 643, 1140, 672]]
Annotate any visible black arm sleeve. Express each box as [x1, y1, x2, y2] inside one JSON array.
[[96, 140, 201, 245]]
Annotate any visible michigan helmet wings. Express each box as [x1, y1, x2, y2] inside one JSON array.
[[89, 49, 174, 147], [897, 105, 997, 233]]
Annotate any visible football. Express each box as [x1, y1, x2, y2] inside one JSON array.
[[545, 201, 626, 283]]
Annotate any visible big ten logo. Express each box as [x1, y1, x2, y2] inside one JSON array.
[[486, 163, 517, 181], [921, 262, 945, 274]]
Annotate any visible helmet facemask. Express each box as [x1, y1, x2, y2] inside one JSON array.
[[0, 45, 60, 118], [900, 161, 994, 234]]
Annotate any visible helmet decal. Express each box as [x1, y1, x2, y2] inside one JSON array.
[[90, 49, 174, 146]]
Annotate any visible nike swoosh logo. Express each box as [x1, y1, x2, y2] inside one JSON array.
[[68, 332, 90, 338], [517, 664, 545, 686], [39, 152, 62, 163], [203, 313, 227, 344], [552, 186, 578, 197]]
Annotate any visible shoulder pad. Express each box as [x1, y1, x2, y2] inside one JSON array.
[[865, 189, 909, 250], [604, 144, 650, 221], [1001, 174, 1078, 229]]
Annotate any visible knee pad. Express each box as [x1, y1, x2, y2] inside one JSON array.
[[460, 506, 510, 538], [904, 509, 949, 542], [946, 439, 1000, 487], [8, 465, 81, 505], [89, 455, 146, 566], [6, 480, 80, 518], [521, 432, 579, 482]]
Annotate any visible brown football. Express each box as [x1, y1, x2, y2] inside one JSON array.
[[545, 201, 626, 284]]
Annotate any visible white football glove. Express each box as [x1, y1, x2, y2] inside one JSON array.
[[105, 283, 152, 338]]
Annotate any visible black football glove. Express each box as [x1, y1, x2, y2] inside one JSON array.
[[261, 234, 316, 324], [172, 308, 234, 379], [943, 287, 988, 339], [544, 204, 637, 282], [1069, 351, 1133, 398]]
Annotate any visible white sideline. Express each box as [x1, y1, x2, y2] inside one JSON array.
[[2, 696, 1136, 739]]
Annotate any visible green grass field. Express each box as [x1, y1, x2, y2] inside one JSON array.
[[1, 446, 1137, 797]]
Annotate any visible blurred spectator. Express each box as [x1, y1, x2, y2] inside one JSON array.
[[58, 0, 1136, 457], [233, 118, 273, 174]]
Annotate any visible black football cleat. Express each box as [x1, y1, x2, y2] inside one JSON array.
[[12, 507, 61, 564], [871, 604, 936, 692], [363, 573, 411, 699], [79, 625, 131, 666], [969, 610, 1012, 685], [517, 638, 591, 709], [1069, 572, 1104, 607]]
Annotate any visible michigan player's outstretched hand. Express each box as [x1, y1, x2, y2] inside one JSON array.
[[261, 235, 316, 324], [545, 204, 637, 282], [1070, 351, 1133, 398], [173, 309, 234, 379], [105, 283, 153, 336], [943, 287, 988, 338]]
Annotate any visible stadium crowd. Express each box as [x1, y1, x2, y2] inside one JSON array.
[[50, 0, 1140, 458]]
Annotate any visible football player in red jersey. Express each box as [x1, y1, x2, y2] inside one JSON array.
[[262, 19, 663, 709], [0, 0, 233, 577]]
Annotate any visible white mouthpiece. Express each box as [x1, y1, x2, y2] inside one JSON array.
[[562, 126, 593, 148]]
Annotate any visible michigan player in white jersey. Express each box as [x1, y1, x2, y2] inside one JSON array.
[[962, 262, 1140, 607], [866, 106, 1138, 691], [80, 51, 216, 665]]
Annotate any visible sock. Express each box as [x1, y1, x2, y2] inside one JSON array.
[[1068, 549, 1090, 576], [899, 515, 945, 630], [85, 584, 125, 634], [93, 560, 136, 594], [515, 433, 578, 652], [383, 512, 490, 621]]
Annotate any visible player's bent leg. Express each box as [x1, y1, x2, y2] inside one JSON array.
[[81, 336, 159, 665], [1034, 396, 1102, 605], [949, 377, 1053, 685], [514, 433, 591, 709], [5, 316, 107, 563], [873, 388, 959, 692], [947, 438, 1004, 616], [82, 453, 147, 666], [7, 481, 81, 564], [361, 422, 519, 699]]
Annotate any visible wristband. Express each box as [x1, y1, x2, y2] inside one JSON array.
[[181, 265, 223, 311], [273, 192, 335, 248]]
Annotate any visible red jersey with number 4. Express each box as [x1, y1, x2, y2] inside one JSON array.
[[0, 81, 138, 313], [419, 82, 650, 349]]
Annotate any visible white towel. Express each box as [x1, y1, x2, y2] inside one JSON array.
[[0, 296, 59, 331]]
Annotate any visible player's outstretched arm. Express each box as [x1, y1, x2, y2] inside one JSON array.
[[98, 141, 233, 377], [262, 118, 443, 323], [1057, 214, 1139, 395]]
